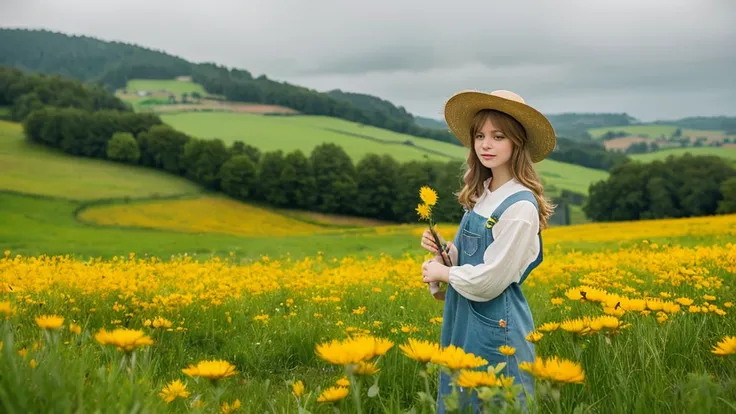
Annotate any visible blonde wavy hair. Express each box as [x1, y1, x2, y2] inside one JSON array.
[[456, 109, 556, 230]]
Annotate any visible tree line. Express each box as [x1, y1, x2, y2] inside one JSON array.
[[548, 137, 630, 171], [583, 153, 736, 221], [0, 67, 129, 121], [22, 106, 468, 223], [0, 29, 456, 145]]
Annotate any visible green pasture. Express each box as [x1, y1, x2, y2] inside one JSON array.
[[588, 124, 728, 141], [630, 147, 736, 162], [588, 124, 680, 139], [162, 112, 608, 196], [0, 121, 201, 200], [121, 79, 208, 96]]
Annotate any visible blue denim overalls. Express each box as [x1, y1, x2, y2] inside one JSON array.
[[437, 190, 543, 413]]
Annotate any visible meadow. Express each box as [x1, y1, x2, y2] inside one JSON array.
[[121, 79, 209, 97], [0, 121, 201, 200], [2, 80, 735, 413], [2, 214, 735, 413], [630, 146, 736, 162]]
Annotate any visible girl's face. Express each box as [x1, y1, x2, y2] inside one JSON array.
[[473, 119, 514, 170]]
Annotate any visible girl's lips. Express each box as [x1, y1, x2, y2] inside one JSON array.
[[481, 154, 496, 159]]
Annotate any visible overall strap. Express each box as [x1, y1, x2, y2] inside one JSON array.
[[484, 190, 539, 233], [486, 190, 543, 284]]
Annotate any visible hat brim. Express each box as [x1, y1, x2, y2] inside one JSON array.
[[444, 91, 556, 163]]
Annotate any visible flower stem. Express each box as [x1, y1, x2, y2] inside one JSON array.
[[347, 369, 363, 414]]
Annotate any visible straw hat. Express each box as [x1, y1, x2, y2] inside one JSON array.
[[444, 90, 556, 163]]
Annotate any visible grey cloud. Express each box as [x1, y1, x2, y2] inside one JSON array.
[[0, 0, 734, 120]]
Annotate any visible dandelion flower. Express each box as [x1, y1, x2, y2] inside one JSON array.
[[317, 386, 349, 403], [336, 376, 350, 387], [95, 328, 153, 352], [35, 315, 64, 330], [416, 203, 431, 220], [354, 361, 380, 375], [220, 399, 241, 414], [159, 379, 190, 403], [69, 323, 82, 335], [0, 302, 15, 319], [520, 356, 585, 384], [399, 338, 441, 363], [456, 370, 499, 388], [292, 380, 305, 398], [711, 336, 736, 356], [431, 345, 488, 371], [526, 331, 544, 343], [419, 186, 438, 206], [182, 359, 237, 380], [498, 345, 516, 356], [537, 322, 559, 332]]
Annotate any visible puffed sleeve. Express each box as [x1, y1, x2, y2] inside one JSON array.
[[447, 201, 539, 302]]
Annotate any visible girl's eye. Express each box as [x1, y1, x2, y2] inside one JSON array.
[[475, 135, 484, 140], [494, 135, 505, 140]]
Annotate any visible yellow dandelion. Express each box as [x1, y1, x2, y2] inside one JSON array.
[[399, 338, 441, 363], [317, 386, 349, 403], [95, 328, 154, 352], [537, 322, 559, 332], [456, 370, 499, 388], [69, 323, 82, 335], [0, 302, 15, 319], [336, 376, 350, 387], [159, 379, 190, 403], [431, 345, 488, 371], [520, 356, 585, 384], [220, 399, 241, 414], [498, 345, 516, 356], [419, 186, 438, 206], [416, 203, 431, 221], [526, 331, 544, 343], [35, 314, 64, 330], [711, 336, 736, 356], [560, 318, 588, 335], [182, 359, 237, 380], [354, 361, 380, 375], [292, 380, 305, 398]]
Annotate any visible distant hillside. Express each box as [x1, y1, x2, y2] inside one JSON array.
[[0, 28, 456, 144], [414, 116, 448, 130]]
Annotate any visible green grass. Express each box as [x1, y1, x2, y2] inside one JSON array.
[[0, 121, 202, 200], [161, 112, 457, 163], [162, 112, 608, 196], [630, 147, 736, 162], [588, 124, 680, 139], [122, 79, 208, 96], [0, 192, 426, 263]]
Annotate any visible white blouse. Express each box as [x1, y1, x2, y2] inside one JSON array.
[[429, 177, 541, 302]]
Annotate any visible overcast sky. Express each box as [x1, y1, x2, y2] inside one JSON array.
[[2, 0, 735, 121]]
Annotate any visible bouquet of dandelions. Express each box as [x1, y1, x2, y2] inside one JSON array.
[[416, 186, 451, 291]]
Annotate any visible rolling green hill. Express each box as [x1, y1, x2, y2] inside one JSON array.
[[159, 111, 608, 196], [630, 147, 736, 162], [122, 79, 209, 96], [588, 124, 680, 139], [0, 120, 201, 199]]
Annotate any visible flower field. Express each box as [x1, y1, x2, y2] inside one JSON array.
[[1, 215, 736, 413]]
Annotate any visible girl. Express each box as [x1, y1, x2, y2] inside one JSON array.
[[420, 89, 556, 413]]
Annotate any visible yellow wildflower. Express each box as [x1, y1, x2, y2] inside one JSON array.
[[416, 203, 431, 220], [182, 359, 237, 380], [317, 386, 349, 403], [159, 379, 190, 403], [399, 338, 441, 363], [711, 336, 736, 356], [456, 370, 499, 388], [35, 315, 64, 330], [419, 186, 438, 206], [292, 380, 305, 398], [431, 345, 488, 371], [498, 345, 516, 356], [95, 328, 153, 352]]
